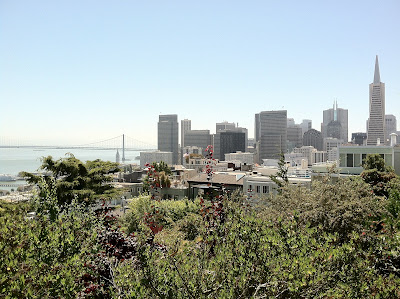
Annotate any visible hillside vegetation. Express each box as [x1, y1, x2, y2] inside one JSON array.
[[1, 155, 400, 298]]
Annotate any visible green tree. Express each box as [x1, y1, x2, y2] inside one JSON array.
[[152, 161, 172, 175], [363, 153, 392, 172], [270, 152, 288, 193], [21, 154, 121, 206], [360, 154, 397, 197], [142, 161, 172, 193]]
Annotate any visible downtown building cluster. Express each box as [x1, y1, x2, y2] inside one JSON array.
[[128, 56, 400, 200], [149, 56, 397, 166]]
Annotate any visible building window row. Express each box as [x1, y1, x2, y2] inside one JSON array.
[[248, 184, 270, 194], [340, 153, 388, 167]]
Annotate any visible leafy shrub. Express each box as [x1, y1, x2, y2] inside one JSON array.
[[260, 176, 385, 242], [122, 195, 199, 233], [111, 195, 400, 298], [4, 166, 400, 298], [177, 213, 202, 240], [0, 199, 100, 297]]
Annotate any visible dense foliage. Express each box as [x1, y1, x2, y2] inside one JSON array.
[[0, 187, 100, 297], [2, 154, 400, 297]]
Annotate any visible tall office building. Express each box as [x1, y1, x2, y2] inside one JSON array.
[[181, 119, 191, 147], [158, 114, 179, 164], [352, 132, 367, 146], [300, 119, 312, 136], [184, 130, 212, 156], [321, 101, 348, 142], [255, 113, 261, 142], [287, 118, 303, 151], [385, 114, 397, 143], [256, 110, 287, 160], [216, 121, 248, 149], [213, 130, 246, 160], [367, 56, 385, 145], [287, 126, 303, 152], [303, 129, 323, 151]]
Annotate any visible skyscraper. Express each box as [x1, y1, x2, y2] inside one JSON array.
[[256, 110, 287, 160], [213, 130, 246, 160], [158, 114, 179, 164], [216, 122, 248, 150], [367, 56, 385, 145], [321, 101, 348, 142], [181, 119, 191, 147], [255, 113, 261, 142], [352, 132, 367, 146], [303, 129, 323, 151], [287, 126, 303, 151], [299, 119, 312, 136], [184, 130, 211, 156], [385, 114, 397, 143]]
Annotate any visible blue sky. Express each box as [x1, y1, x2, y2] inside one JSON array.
[[1, 1, 399, 146]]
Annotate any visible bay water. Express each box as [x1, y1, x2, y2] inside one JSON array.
[[0, 147, 141, 176]]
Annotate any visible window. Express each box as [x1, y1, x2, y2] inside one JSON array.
[[256, 186, 260, 193], [248, 184, 253, 192], [354, 154, 361, 166], [347, 154, 353, 167], [263, 186, 269, 193]]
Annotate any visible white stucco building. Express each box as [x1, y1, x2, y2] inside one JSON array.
[[225, 151, 254, 165]]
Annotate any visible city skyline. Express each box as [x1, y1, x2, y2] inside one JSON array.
[[1, 1, 400, 146]]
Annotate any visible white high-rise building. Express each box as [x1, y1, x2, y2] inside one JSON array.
[[385, 114, 397, 143], [300, 119, 312, 136], [367, 56, 385, 145]]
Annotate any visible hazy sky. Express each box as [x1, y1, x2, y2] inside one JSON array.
[[1, 1, 400, 146]]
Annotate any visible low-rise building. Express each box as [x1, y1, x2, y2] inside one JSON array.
[[187, 172, 245, 199], [186, 157, 211, 172], [313, 150, 327, 164], [183, 146, 203, 156], [243, 173, 311, 200], [338, 145, 400, 175], [225, 151, 254, 165], [243, 175, 277, 198], [285, 153, 308, 167], [311, 145, 400, 176], [293, 146, 316, 166]]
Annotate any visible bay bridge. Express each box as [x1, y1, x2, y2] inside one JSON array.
[[0, 134, 157, 160]]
